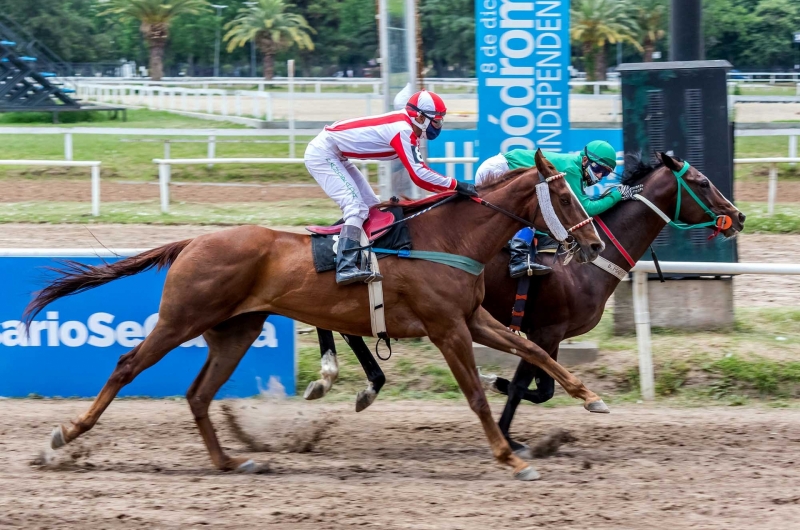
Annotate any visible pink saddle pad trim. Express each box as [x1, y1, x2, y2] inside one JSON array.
[[306, 206, 396, 240]]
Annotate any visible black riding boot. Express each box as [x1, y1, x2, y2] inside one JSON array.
[[508, 237, 551, 278], [336, 225, 383, 285]]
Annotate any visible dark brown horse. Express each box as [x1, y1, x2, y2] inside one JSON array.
[[311, 152, 745, 454], [25, 150, 605, 481]]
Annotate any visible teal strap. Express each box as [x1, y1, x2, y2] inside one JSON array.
[[372, 248, 485, 276], [669, 161, 720, 230]]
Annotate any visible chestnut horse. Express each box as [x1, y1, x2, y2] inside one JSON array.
[[25, 150, 604, 481], [311, 152, 744, 454]]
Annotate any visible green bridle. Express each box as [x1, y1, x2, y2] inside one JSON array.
[[668, 162, 720, 230]]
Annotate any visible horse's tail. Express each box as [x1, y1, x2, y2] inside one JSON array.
[[23, 239, 193, 325]]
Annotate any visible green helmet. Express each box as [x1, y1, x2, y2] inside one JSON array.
[[584, 140, 617, 171]]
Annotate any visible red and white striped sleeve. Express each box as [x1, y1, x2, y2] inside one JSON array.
[[389, 130, 456, 193]]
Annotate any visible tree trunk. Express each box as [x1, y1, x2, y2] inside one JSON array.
[[262, 52, 275, 80], [582, 41, 595, 82], [594, 44, 607, 82], [144, 23, 169, 81], [148, 39, 166, 81], [643, 39, 654, 62]]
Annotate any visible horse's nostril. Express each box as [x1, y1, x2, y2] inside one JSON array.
[[738, 212, 746, 224], [590, 243, 603, 255]]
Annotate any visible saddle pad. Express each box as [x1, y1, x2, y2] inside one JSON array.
[[537, 234, 560, 254], [311, 206, 411, 273]]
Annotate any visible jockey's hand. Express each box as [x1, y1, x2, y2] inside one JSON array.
[[618, 184, 644, 200], [455, 180, 479, 197]]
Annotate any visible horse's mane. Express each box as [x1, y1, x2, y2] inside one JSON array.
[[377, 166, 533, 215], [621, 151, 683, 185]]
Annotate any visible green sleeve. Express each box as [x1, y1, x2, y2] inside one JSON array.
[[564, 165, 622, 217]]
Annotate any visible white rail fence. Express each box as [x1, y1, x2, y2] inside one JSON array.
[[629, 261, 800, 401], [0, 160, 101, 216]]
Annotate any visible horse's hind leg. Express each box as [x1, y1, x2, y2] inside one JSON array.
[[342, 334, 386, 412], [50, 319, 201, 449], [187, 312, 267, 472], [303, 328, 339, 400]]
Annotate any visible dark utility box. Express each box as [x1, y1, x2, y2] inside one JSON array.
[[617, 60, 737, 269]]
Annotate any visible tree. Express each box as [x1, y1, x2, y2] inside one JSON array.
[[571, 0, 641, 81], [98, 0, 210, 80], [740, 0, 800, 69], [223, 0, 314, 80], [636, 0, 667, 62], [420, 0, 474, 76]]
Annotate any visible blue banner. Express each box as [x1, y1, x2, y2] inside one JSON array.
[[476, 0, 571, 163], [0, 257, 296, 398]]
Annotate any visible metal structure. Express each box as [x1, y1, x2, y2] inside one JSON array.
[[618, 60, 737, 268]]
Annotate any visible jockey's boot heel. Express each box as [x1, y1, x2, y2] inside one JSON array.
[[508, 238, 551, 278], [336, 225, 383, 285]]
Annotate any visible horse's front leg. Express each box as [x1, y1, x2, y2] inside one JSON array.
[[341, 334, 386, 412], [467, 307, 609, 413], [303, 328, 340, 400], [428, 321, 539, 481]]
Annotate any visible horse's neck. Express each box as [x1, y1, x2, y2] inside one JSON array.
[[597, 168, 678, 271], [411, 179, 534, 263]]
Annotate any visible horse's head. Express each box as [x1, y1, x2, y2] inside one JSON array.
[[532, 149, 605, 263], [653, 152, 745, 237]]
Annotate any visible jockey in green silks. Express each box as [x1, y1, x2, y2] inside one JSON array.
[[474, 140, 643, 276]]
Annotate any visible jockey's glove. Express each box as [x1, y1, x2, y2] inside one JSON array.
[[455, 180, 479, 197], [618, 184, 644, 201]]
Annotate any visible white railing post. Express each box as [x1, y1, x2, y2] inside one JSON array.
[[91, 164, 100, 217], [265, 92, 273, 121], [594, 83, 600, 96], [315, 81, 321, 94], [221, 91, 229, 116], [169, 89, 175, 109], [182, 89, 188, 111], [208, 135, 216, 169], [790, 135, 798, 167], [632, 271, 655, 400], [159, 162, 170, 213], [768, 163, 778, 216], [64, 132, 73, 161], [366, 93, 372, 115], [252, 93, 259, 119], [463, 141, 474, 180], [288, 60, 295, 158], [235, 91, 242, 116], [164, 139, 171, 161], [207, 90, 213, 114]]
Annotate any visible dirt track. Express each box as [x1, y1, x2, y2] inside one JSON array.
[[1, 400, 799, 529]]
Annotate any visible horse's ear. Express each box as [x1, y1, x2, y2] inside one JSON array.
[[534, 148, 547, 173], [659, 151, 682, 172]]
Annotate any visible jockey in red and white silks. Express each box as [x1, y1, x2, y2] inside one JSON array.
[[305, 90, 477, 285]]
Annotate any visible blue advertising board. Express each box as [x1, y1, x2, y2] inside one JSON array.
[[476, 0, 571, 163], [0, 256, 296, 398]]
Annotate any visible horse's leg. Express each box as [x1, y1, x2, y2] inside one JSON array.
[[303, 328, 339, 400], [50, 319, 202, 449], [467, 307, 608, 413], [342, 334, 386, 412], [428, 322, 540, 481], [187, 312, 267, 472]]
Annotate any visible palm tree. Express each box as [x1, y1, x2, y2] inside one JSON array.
[[98, 0, 209, 81], [223, 0, 315, 80], [636, 0, 667, 62], [570, 0, 641, 81]]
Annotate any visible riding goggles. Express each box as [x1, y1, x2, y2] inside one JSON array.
[[584, 147, 615, 176], [407, 103, 446, 128]]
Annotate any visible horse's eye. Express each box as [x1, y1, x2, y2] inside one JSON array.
[[700, 179, 710, 189], [560, 197, 571, 205]]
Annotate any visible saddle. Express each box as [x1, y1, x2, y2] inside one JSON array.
[[306, 206, 396, 241], [308, 205, 412, 274]]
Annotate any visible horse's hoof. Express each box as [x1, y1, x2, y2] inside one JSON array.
[[514, 466, 541, 481], [303, 380, 326, 401], [355, 386, 378, 412], [236, 459, 269, 474], [50, 425, 67, 450], [513, 443, 533, 460], [585, 399, 610, 414]]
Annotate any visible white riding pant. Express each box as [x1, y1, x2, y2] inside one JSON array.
[[305, 131, 380, 229], [474, 153, 510, 186]]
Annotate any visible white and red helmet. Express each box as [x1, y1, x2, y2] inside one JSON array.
[[406, 90, 447, 121]]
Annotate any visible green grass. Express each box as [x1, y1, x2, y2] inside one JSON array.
[[0, 109, 247, 129], [0, 199, 342, 225], [737, 201, 800, 234]]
